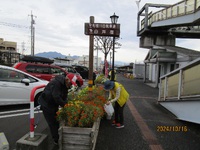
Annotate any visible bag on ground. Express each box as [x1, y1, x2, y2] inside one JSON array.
[[104, 103, 114, 116]]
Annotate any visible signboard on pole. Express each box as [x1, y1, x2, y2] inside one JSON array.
[[84, 23, 120, 37]]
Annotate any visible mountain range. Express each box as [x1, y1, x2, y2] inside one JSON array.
[[35, 51, 129, 66], [35, 51, 78, 59]]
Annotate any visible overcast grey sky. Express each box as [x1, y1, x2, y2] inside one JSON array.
[[0, 0, 199, 63]]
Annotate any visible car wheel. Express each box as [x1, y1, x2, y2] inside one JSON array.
[[34, 93, 42, 107]]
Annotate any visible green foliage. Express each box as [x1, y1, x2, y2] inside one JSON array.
[[57, 86, 107, 127], [94, 74, 108, 84]]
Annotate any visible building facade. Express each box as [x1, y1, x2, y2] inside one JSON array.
[[0, 38, 20, 66], [144, 45, 200, 87]]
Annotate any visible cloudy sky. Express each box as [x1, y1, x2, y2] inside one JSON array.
[[0, 0, 199, 64]]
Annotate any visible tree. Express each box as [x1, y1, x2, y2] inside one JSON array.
[[94, 36, 121, 75]]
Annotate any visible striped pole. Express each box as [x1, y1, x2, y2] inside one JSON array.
[[30, 85, 46, 138]]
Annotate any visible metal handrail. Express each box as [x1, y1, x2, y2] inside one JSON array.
[[158, 57, 200, 101], [140, 0, 200, 31]]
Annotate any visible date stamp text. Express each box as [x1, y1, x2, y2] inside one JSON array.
[[157, 126, 188, 132]]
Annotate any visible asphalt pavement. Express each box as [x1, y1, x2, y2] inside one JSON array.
[[44, 74, 200, 150]]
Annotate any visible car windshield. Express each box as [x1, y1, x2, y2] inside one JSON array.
[[66, 67, 76, 73], [0, 68, 37, 83]]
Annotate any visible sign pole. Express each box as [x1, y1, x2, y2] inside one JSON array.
[[111, 36, 115, 81], [88, 16, 94, 92]]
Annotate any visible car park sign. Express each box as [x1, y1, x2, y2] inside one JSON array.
[[84, 23, 120, 37]]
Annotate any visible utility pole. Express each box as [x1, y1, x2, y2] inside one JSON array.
[[21, 42, 25, 55], [83, 55, 86, 66], [110, 51, 112, 70], [29, 11, 36, 56]]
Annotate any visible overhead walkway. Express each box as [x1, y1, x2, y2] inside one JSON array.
[[137, 0, 200, 124], [137, 0, 200, 38]]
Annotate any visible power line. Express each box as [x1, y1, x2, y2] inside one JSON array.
[[0, 21, 29, 29], [28, 11, 37, 56]]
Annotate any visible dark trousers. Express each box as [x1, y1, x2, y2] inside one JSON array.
[[42, 107, 59, 142], [114, 101, 125, 125]]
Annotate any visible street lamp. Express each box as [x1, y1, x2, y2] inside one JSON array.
[[110, 13, 119, 81], [135, 0, 141, 12]]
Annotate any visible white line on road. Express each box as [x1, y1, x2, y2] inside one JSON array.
[[0, 108, 30, 115], [0, 111, 42, 119]]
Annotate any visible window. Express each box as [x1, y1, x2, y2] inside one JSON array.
[[0, 68, 37, 83], [51, 67, 65, 75], [36, 66, 49, 74], [66, 67, 76, 73], [26, 65, 50, 74], [176, 64, 179, 69], [170, 64, 175, 72], [0, 69, 9, 80], [26, 65, 36, 73]]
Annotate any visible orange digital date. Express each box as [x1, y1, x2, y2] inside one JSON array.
[[157, 126, 188, 132]]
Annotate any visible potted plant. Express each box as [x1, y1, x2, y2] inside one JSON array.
[[56, 86, 107, 150]]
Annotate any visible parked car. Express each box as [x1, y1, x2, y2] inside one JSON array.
[[0, 65, 48, 106], [13, 62, 83, 87], [72, 65, 96, 80], [53, 63, 81, 76]]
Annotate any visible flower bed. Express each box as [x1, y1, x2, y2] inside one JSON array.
[[56, 86, 107, 127], [58, 118, 100, 150], [57, 86, 107, 150]]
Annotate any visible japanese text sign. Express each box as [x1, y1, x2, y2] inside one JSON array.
[[84, 23, 120, 37]]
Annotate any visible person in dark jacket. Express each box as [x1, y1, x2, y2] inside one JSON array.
[[38, 75, 71, 145]]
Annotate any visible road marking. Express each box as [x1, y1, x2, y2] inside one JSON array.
[[127, 99, 164, 150], [0, 108, 30, 115], [0, 111, 42, 119]]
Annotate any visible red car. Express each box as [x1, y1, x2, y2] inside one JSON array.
[[13, 62, 83, 87]]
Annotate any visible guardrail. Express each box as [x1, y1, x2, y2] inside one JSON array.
[[30, 85, 46, 138], [158, 57, 200, 101], [140, 0, 200, 31]]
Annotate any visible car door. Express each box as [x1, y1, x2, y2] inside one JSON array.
[[0, 68, 37, 105]]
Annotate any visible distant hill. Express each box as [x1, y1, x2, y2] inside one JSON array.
[[35, 51, 79, 59], [35, 51, 129, 66], [35, 51, 65, 58]]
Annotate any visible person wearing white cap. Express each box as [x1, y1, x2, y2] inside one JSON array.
[[104, 80, 129, 128]]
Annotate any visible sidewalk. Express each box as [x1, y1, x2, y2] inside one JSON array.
[[46, 74, 200, 150], [95, 74, 200, 150], [95, 75, 158, 150]]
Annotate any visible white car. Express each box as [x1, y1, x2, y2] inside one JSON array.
[[0, 65, 48, 106]]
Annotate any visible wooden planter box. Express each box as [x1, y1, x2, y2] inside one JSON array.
[[58, 118, 100, 150]]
